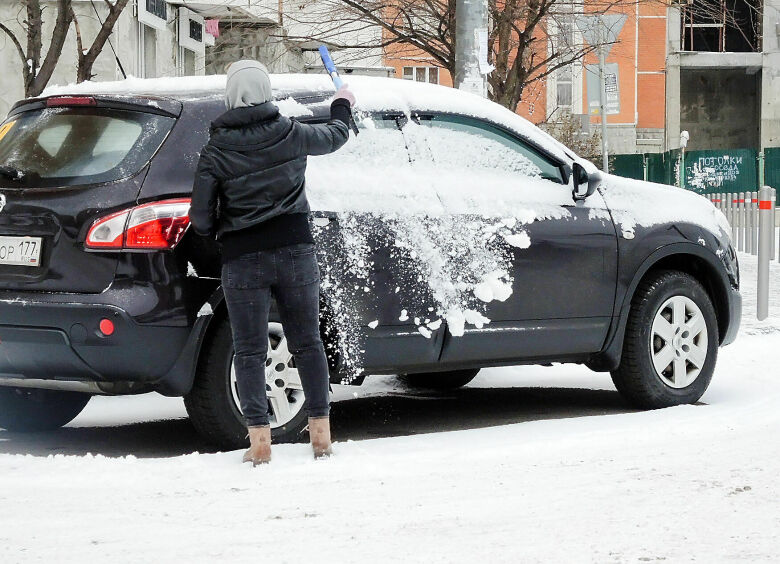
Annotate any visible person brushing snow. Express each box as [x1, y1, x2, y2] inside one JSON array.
[[190, 60, 355, 464]]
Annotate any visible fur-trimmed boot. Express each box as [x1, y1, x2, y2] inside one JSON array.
[[243, 425, 272, 466], [308, 416, 333, 459]]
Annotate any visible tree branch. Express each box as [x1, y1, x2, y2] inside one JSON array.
[[30, 0, 73, 96], [0, 21, 30, 85]]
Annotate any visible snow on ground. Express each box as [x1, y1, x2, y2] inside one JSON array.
[[1, 253, 780, 563]]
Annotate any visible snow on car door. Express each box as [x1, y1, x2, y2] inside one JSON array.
[[305, 115, 447, 380], [402, 114, 619, 364]]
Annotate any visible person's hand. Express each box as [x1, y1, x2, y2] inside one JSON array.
[[333, 84, 355, 107]]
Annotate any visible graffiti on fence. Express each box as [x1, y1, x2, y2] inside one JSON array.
[[686, 155, 743, 192]]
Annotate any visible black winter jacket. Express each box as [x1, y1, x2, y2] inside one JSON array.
[[190, 99, 350, 239]]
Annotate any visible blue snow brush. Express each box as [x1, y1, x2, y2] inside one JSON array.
[[318, 45, 344, 88], [318, 45, 359, 135]]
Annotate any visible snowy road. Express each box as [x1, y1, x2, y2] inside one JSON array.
[[1, 252, 779, 563]]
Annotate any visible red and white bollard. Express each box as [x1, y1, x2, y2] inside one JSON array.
[[751, 191, 759, 256], [758, 186, 772, 320], [738, 192, 746, 252], [772, 187, 777, 262], [748, 193, 753, 254]]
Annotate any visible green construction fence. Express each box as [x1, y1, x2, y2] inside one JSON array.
[[608, 147, 778, 195]]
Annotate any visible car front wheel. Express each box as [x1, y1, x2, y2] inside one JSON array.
[[611, 270, 719, 409], [0, 387, 91, 432], [185, 317, 310, 450]]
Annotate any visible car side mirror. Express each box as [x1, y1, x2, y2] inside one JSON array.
[[572, 162, 602, 201]]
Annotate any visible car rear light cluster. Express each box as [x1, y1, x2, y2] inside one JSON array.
[[86, 199, 191, 250]]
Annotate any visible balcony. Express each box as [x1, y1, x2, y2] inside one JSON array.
[[177, 0, 281, 25]]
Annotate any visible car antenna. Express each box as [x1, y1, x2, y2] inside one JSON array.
[[89, 0, 127, 79]]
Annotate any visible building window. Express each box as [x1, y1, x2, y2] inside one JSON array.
[[189, 19, 203, 43], [552, 12, 575, 111], [556, 65, 573, 108], [140, 24, 157, 78], [682, 0, 760, 53], [402, 66, 439, 84], [146, 0, 167, 21]]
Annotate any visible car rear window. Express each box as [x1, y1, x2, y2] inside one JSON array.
[[0, 107, 175, 188]]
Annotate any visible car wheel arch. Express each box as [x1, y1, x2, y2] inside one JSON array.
[[156, 285, 343, 397], [588, 242, 733, 372]]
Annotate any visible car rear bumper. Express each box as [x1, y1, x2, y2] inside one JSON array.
[[721, 286, 741, 347], [0, 295, 190, 393]]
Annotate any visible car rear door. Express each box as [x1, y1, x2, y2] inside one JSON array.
[[0, 96, 179, 293], [404, 114, 619, 364]]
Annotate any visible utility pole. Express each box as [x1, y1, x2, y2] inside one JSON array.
[[455, 0, 489, 97], [578, 14, 626, 174]]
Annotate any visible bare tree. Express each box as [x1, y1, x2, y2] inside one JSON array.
[[284, 0, 668, 112], [0, 0, 73, 98], [540, 110, 602, 161], [70, 0, 130, 83]]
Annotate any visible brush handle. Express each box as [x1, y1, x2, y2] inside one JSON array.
[[318, 45, 358, 136], [318, 46, 344, 89]]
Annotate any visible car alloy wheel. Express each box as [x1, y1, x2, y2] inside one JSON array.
[[228, 322, 306, 428], [650, 295, 708, 389]]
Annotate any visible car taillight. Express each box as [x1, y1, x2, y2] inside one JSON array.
[[85, 209, 130, 248], [86, 199, 191, 250]]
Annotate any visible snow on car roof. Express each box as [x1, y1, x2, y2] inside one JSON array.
[[42, 74, 573, 162]]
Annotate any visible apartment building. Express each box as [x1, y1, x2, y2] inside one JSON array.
[[667, 0, 780, 152], [3, 1, 778, 156], [383, 0, 780, 155]]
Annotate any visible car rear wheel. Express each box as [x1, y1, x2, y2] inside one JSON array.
[[0, 387, 91, 432], [399, 368, 480, 390], [611, 270, 718, 409], [184, 316, 310, 450]]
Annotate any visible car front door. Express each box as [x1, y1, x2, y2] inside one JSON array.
[[306, 114, 447, 379], [403, 114, 619, 365]]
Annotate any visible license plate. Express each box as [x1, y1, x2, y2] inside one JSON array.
[[0, 236, 42, 267]]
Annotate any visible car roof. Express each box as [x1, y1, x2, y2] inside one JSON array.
[[39, 74, 574, 162]]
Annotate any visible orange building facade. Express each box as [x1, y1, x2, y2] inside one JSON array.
[[382, 3, 669, 155]]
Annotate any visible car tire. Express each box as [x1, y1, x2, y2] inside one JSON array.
[[398, 368, 480, 390], [0, 387, 91, 432], [184, 316, 310, 450], [611, 270, 719, 409]]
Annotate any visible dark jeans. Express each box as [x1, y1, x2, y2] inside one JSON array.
[[221, 243, 330, 427]]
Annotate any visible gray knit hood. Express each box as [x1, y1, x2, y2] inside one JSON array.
[[225, 60, 272, 110]]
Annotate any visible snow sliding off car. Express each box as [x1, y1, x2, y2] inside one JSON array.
[[0, 76, 740, 448]]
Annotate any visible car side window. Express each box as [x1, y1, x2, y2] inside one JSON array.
[[305, 114, 419, 205], [341, 115, 410, 166], [415, 115, 565, 184], [307, 114, 410, 169]]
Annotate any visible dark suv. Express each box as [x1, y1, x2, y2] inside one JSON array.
[[0, 76, 740, 449]]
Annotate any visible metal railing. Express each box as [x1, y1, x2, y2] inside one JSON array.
[[707, 188, 777, 320]]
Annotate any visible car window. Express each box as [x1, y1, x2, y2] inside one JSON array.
[[340, 115, 410, 166], [0, 107, 174, 188], [311, 114, 411, 169], [415, 115, 565, 184], [36, 124, 72, 156]]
